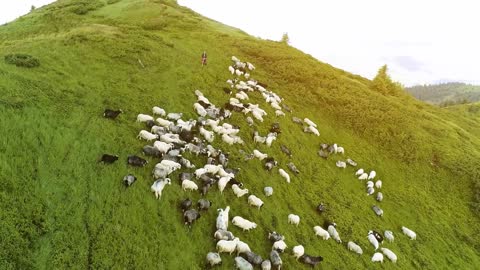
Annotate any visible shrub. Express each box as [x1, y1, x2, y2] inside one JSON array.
[[69, 0, 104, 15], [4, 54, 40, 68]]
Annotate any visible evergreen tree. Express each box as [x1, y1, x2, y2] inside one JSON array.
[[280, 32, 290, 45], [371, 65, 403, 95], [31, 5, 36, 12]]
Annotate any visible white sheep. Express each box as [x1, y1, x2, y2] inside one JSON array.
[[254, 134, 267, 144], [246, 62, 255, 70], [270, 102, 282, 111], [152, 106, 166, 116], [367, 231, 379, 250], [358, 173, 368, 180], [376, 192, 383, 202], [366, 181, 374, 188], [222, 134, 235, 145], [355, 168, 364, 176], [347, 241, 363, 255], [199, 126, 214, 143], [206, 252, 222, 267], [381, 248, 397, 263], [261, 260, 271, 270], [137, 130, 158, 141], [194, 89, 204, 96], [137, 114, 154, 122], [246, 116, 254, 126], [218, 176, 232, 194], [313, 226, 330, 240], [156, 117, 173, 127], [232, 56, 240, 62], [217, 238, 239, 254], [235, 69, 244, 76], [272, 240, 287, 252], [160, 134, 184, 145], [194, 168, 207, 179], [232, 184, 249, 198], [155, 160, 181, 173], [193, 102, 207, 117], [234, 257, 253, 270], [304, 118, 317, 127], [368, 170, 376, 180], [247, 195, 264, 209], [166, 112, 182, 120], [253, 149, 268, 160], [292, 245, 304, 260], [384, 230, 394, 242], [252, 110, 264, 122], [228, 66, 235, 74], [367, 187, 375, 196], [401, 226, 417, 240], [288, 214, 300, 226], [275, 110, 285, 117], [232, 216, 257, 231], [216, 206, 230, 230], [197, 94, 210, 104], [206, 119, 219, 128], [336, 161, 347, 168], [264, 186, 273, 197], [336, 146, 345, 154], [328, 225, 342, 243], [151, 125, 164, 134], [244, 73, 250, 79], [229, 97, 241, 105], [236, 91, 249, 100], [375, 180, 382, 189], [204, 164, 222, 175], [150, 178, 171, 199], [279, 169, 290, 183], [371, 252, 384, 263], [304, 125, 320, 136], [182, 179, 198, 191], [235, 240, 251, 255]]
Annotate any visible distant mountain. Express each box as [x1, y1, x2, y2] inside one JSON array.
[[406, 82, 480, 106]]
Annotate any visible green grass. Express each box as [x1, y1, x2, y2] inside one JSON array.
[[0, 0, 479, 269]]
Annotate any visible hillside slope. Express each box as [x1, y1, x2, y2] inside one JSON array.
[[0, 0, 479, 269], [406, 82, 480, 105]]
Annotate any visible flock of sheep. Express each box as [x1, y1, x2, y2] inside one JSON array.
[[102, 56, 417, 269]]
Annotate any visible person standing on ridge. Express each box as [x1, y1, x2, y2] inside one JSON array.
[[201, 51, 207, 66]]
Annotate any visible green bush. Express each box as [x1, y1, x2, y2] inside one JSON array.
[[4, 54, 40, 68], [107, 0, 121, 4], [69, 0, 104, 15]]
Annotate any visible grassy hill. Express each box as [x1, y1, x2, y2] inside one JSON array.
[[1, 0, 479, 269], [406, 82, 480, 106]]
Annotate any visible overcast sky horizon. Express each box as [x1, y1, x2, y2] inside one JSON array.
[[2, 0, 479, 86]]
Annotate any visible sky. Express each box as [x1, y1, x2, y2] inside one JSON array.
[[1, 0, 479, 86], [178, 0, 480, 86]]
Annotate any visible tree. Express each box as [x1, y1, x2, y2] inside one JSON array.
[[31, 5, 36, 12], [371, 65, 403, 96], [280, 32, 290, 45]]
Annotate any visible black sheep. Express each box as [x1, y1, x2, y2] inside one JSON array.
[[127, 155, 148, 167], [100, 154, 119, 164], [103, 109, 122, 119]]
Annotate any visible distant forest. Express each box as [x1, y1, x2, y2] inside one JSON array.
[[406, 82, 480, 106]]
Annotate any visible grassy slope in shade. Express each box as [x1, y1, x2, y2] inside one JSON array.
[[0, 0, 479, 269]]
